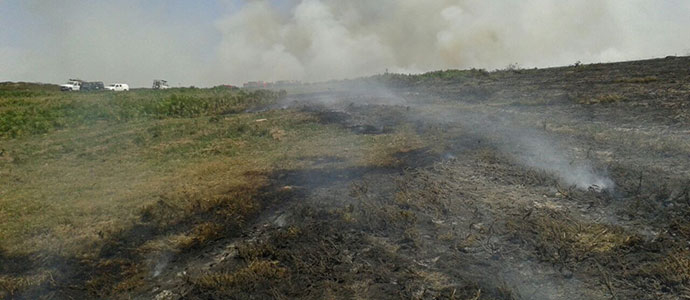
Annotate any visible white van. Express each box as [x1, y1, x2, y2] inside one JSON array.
[[105, 83, 129, 91]]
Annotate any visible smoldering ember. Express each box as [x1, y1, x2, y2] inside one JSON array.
[[2, 2, 690, 300]]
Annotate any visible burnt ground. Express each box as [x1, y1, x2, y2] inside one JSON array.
[[7, 57, 690, 299], [142, 57, 690, 300]]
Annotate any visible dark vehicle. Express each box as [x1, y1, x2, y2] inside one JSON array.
[[80, 81, 104, 91], [152, 79, 169, 89]]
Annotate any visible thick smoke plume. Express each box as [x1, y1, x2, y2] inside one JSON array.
[[215, 0, 690, 84], [2, 1, 690, 86]]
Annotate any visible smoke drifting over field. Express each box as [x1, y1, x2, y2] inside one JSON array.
[[442, 109, 615, 191], [502, 126, 614, 191], [277, 87, 615, 192], [1, 1, 689, 86]]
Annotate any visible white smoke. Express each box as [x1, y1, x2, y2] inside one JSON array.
[[511, 128, 614, 191], [2, 0, 689, 86], [415, 105, 615, 191], [213, 0, 690, 84]]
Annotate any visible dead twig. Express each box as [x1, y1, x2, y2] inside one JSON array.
[[593, 258, 618, 300]]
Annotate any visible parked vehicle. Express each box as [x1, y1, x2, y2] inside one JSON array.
[[152, 80, 169, 89], [105, 83, 129, 91], [80, 81, 105, 91], [60, 79, 82, 91]]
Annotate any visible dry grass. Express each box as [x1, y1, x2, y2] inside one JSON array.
[[506, 205, 690, 297], [0, 271, 55, 299], [171, 222, 226, 250], [5, 57, 690, 298], [0, 106, 367, 254], [0, 86, 429, 297], [651, 250, 690, 286], [577, 93, 626, 104], [362, 126, 426, 168], [615, 76, 658, 84], [194, 260, 287, 290], [511, 209, 639, 266], [184, 203, 511, 300]]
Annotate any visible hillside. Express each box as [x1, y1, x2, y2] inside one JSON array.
[[2, 57, 690, 299]]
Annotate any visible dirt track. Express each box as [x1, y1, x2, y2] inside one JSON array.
[[143, 57, 690, 300]]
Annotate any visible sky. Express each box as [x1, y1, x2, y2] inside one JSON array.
[[1, 0, 689, 87]]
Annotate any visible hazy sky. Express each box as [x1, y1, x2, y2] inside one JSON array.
[[1, 0, 689, 87]]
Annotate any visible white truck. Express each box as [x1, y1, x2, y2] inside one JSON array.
[[60, 80, 82, 91], [105, 83, 130, 91]]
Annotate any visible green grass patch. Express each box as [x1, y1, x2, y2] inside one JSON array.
[[0, 88, 282, 138]]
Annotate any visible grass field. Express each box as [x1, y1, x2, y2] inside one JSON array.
[[2, 57, 690, 299], [0, 84, 424, 298]]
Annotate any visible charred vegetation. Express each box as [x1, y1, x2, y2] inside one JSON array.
[[2, 57, 690, 299]]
